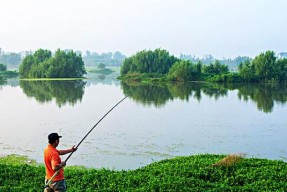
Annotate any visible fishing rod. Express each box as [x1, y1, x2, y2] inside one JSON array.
[[45, 96, 128, 187]]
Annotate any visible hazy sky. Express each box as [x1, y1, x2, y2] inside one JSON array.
[[0, 0, 286, 58]]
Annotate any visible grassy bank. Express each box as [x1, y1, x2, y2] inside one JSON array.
[[118, 73, 167, 84], [20, 78, 85, 81], [88, 68, 114, 75], [0, 154, 286, 191]]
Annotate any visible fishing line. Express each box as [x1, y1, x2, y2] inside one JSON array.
[[45, 96, 128, 187]]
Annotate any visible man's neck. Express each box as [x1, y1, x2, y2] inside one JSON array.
[[49, 143, 57, 148]]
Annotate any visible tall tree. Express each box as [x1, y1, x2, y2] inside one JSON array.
[[202, 60, 229, 76], [252, 50, 276, 81], [120, 48, 178, 76], [238, 61, 256, 82], [168, 60, 201, 81]]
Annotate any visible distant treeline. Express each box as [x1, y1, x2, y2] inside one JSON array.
[[0, 48, 126, 69], [0, 48, 259, 71], [120, 49, 287, 83], [0, 48, 22, 69], [83, 51, 126, 67], [179, 54, 251, 71]]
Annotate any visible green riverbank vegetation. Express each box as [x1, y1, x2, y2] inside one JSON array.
[[0, 154, 286, 191], [0, 63, 18, 79], [119, 49, 287, 84], [19, 49, 86, 79]]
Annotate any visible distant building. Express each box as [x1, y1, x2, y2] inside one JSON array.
[[277, 52, 287, 59]]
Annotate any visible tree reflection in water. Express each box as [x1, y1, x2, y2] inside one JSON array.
[[20, 80, 86, 107], [236, 84, 287, 113], [0, 79, 6, 86], [121, 81, 287, 113], [121, 82, 228, 107]]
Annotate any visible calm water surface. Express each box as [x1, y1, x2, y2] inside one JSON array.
[[0, 75, 286, 170]]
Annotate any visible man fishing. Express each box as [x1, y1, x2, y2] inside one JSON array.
[[43, 97, 127, 191], [44, 133, 77, 192]]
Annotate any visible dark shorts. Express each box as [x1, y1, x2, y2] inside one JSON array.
[[44, 179, 67, 192]]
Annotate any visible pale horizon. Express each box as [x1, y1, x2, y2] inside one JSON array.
[[0, 0, 286, 59]]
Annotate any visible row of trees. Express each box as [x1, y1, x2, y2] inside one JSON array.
[[167, 60, 229, 81], [121, 49, 287, 83], [0, 48, 251, 71], [238, 51, 287, 82], [120, 49, 230, 81], [19, 49, 86, 78]]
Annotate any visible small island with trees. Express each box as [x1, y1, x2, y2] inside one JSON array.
[[19, 49, 86, 79]]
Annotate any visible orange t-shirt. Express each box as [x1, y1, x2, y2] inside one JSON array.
[[44, 144, 64, 181]]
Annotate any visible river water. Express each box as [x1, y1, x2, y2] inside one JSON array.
[[0, 74, 286, 170]]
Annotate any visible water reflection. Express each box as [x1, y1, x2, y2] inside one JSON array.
[[121, 82, 228, 107], [20, 80, 86, 107], [121, 82, 172, 107], [85, 71, 120, 86], [0, 79, 6, 86], [236, 84, 287, 113], [0, 77, 19, 87], [121, 82, 287, 113]]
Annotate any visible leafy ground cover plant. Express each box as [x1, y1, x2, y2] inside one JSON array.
[[0, 154, 286, 191]]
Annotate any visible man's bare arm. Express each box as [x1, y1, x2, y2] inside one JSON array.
[[58, 146, 78, 155]]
